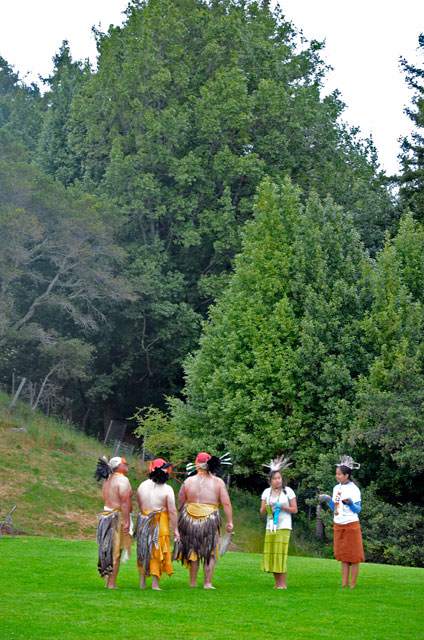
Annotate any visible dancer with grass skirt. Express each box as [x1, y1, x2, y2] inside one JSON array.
[[94, 456, 133, 589], [173, 452, 233, 589], [319, 456, 364, 589], [260, 456, 297, 589], [135, 458, 180, 590]]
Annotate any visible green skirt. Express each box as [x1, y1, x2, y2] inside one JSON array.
[[261, 529, 290, 574]]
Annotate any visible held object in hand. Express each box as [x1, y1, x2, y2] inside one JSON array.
[[220, 531, 235, 556]]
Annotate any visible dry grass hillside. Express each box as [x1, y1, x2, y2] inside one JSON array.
[[0, 391, 137, 538]]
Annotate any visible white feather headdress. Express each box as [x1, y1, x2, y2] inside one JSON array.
[[185, 452, 232, 474], [335, 455, 360, 470], [263, 455, 292, 473]]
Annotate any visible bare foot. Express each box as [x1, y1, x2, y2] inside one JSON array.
[[276, 586, 287, 589], [152, 587, 163, 591], [106, 585, 119, 590], [203, 584, 216, 589], [139, 585, 147, 589], [190, 584, 198, 588]]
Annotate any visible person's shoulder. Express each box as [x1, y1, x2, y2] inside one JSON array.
[[118, 474, 131, 488], [286, 486, 296, 498], [213, 475, 226, 486], [164, 482, 175, 494], [261, 487, 270, 498], [350, 482, 361, 495]]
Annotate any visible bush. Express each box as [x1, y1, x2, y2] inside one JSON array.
[[359, 484, 424, 567]]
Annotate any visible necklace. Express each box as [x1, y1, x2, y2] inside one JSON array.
[[269, 488, 282, 505]]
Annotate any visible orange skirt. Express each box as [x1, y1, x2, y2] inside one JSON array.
[[334, 521, 364, 564]]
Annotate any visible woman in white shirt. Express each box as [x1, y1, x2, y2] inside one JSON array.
[[260, 467, 297, 589], [319, 458, 365, 588]]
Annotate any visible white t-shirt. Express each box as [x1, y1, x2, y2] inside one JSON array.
[[261, 486, 296, 531], [332, 481, 361, 525]]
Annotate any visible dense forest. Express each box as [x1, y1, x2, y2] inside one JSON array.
[[1, 0, 424, 564]]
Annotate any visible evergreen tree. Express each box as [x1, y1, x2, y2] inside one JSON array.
[[53, 0, 393, 421], [171, 178, 367, 471], [399, 33, 424, 221], [0, 56, 45, 153], [351, 214, 424, 503], [37, 42, 90, 185]]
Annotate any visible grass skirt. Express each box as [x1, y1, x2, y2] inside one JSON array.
[[261, 529, 290, 574], [136, 510, 173, 578], [334, 521, 365, 564], [172, 503, 221, 567]]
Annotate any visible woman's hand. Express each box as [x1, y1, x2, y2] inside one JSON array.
[[319, 494, 332, 503]]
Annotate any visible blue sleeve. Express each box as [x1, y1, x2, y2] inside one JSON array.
[[350, 501, 361, 514], [327, 500, 335, 512]]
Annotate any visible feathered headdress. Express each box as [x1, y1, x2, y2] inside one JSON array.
[[135, 458, 185, 483], [94, 456, 127, 482], [149, 458, 171, 484], [263, 455, 292, 473], [335, 455, 360, 470], [185, 452, 232, 476]]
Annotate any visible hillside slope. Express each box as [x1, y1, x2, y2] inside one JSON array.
[[0, 392, 118, 538], [0, 393, 267, 551]]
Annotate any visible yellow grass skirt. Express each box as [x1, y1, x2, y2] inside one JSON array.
[[261, 529, 290, 574]]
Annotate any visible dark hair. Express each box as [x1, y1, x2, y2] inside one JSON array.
[[337, 465, 358, 485], [338, 465, 351, 477], [149, 467, 169, 484], [268, 470, 287, 494]]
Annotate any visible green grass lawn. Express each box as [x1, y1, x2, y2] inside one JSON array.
[[1, 537, 423, 640]]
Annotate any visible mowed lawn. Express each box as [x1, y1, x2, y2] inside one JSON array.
[[0, 537, 423, 640]]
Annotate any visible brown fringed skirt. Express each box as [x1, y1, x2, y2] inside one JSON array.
[[172, 503, 221, 567], [334, 521, 364, 564]]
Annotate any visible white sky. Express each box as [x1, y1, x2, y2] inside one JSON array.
[[0, 0, 423, 175]]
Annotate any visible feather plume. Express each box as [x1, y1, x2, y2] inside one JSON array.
[[207, 456, 222, 476], [335, 455, 360, 470], [96, 510, 119, 576], [135, 511, 161, 576], [185, 452, 232, 476], [149, 467, 170, 484], [263, 455, 292, 473], [220, 531, 234, 556], [94, 457, 112, 482]]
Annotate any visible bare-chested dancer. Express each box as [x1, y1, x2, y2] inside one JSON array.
[[174, 452, 233, 589], [135, 458, 180, 591], [95, 456, 133, 589]]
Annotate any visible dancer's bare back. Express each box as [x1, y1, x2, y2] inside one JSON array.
[[179, 473, 225, 505]]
